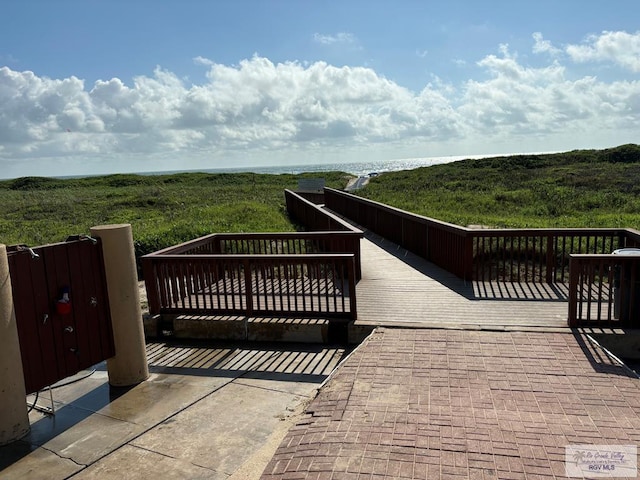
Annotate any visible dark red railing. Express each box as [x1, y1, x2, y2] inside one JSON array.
[[470, 229, 630, 283], [568, 254, 640, 327], [324, 187, 471, 278], [319, 187, 640, 327], [150, 229, 362, 281], [324, 188, 640, 283], [142, 191, 363, 323], [143, 253, 357, 320], [284, 190, 363, 279]]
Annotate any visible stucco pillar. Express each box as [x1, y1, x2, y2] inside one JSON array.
[[90, 224, 149, 387], [0, 244, 30, 445]]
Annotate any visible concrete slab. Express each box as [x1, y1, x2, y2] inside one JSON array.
[[131, 382, 305, 476], [75, 375, 228, 428], [72, 444, 215, 480], [0, 341, 348, 480], [0, 444, 82, 480], [29, 409, 147, 466]]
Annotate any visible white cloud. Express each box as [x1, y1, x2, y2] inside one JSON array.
[[461, 45, 640, 142], [1, 31, 640, 177], [566, 30, 640, 72], [193, 56, 215, 67], [532, 32, 561, 56], [313, 32, 357, 46]]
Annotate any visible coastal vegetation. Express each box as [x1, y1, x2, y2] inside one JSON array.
[[0, 171, 349, 258], [1, 144, 638, 260], [357, 144, 640, 229]]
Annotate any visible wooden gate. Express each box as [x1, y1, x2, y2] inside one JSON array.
[[7, 236, 115, 394]]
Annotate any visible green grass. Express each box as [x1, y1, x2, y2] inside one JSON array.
[[2, 144, 639, 260], [0, 171, 352, 257], [356, 144, 640, 230]]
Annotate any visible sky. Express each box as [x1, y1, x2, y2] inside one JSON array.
[[1, 0, 639, 179]]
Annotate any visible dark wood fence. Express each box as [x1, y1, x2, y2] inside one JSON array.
[[470, 229, 631, 283], [568, 253, 640, 327], [324, 188, 640, 283], [142, 228, 359, 320], [7, 237, 115, 394], [285, 189, 363, 279]]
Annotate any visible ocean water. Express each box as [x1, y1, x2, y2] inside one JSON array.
[[50, 152, 541, 181], [140, 153, 500, 178]]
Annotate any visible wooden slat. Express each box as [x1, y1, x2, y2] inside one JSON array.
[[90, 238, 116, 361], [354, 233, 568, 330], [145, 254, 356, 319], [8, 239, 115, 394]]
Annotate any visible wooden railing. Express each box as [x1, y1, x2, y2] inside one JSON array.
[[285, 189, 360, 232], [142, 229, 359, 320], [318, 188, 640, 327], [568, 254, 640, 327], [324, 187, 471, 278], [285, 189, 363, 279], [470, 229, 630, 283], [143, 253, 356, 319], [324, 188, 640, 283], [151, 229, 362, 281]]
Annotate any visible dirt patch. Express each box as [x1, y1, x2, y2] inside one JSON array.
[[229, 395, 314, 480], [138, 280, 149, 316]]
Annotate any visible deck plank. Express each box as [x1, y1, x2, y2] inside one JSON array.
[[354, 231, 569, 330]]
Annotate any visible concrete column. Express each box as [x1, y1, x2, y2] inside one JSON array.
[[90, 224, 149, 387], [0, 244, 30, 445]]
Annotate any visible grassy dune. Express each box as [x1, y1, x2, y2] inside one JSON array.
[[2, 144, 639, 259], [357, 144, 640, 230], [0, 171, 351, 257]]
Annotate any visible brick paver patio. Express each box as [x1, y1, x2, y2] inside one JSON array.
[[261, 328, 640, 479]]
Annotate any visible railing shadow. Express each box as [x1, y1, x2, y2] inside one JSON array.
[[145, 339, 350, 383], [363, 230, 568, 302], [0, 340, 349, 471], [572, 329, 639, 378], [472, 280, 569, 301]]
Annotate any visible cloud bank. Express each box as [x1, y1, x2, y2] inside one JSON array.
[[1, 30, 639, 177]]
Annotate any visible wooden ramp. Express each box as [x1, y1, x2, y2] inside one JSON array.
[[354, 231, 569, 331]]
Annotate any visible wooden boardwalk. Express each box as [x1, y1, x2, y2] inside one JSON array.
[[354, 231, 569, 330]]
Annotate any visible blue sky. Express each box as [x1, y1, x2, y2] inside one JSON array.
[[1, 0, 639, 179]]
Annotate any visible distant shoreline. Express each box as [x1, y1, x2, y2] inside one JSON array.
[[5, 152, 557, 182]]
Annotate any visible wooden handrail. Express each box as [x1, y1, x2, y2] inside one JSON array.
[[284, 190, 363, 279], [323, 187, 639, 284], [142, 253, 357, 320], [567, 253, 640, 327]]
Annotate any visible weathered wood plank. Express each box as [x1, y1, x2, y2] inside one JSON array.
[[354, 232, 569, 330]]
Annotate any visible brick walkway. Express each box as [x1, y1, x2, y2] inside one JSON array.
[[261, 328, 640, 479]]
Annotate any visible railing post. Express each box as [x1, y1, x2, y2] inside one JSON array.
[[142, 256, 161, 315], [567, 255, 579, 327], [243, 257, 254, 315], [462, 232, 474, 282], [347, 256, 357, 320], [354, 235, 362, 281], [546, 233, 555, 284]]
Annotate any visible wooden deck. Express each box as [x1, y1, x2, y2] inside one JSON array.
[[354, 231, 569, 330]]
